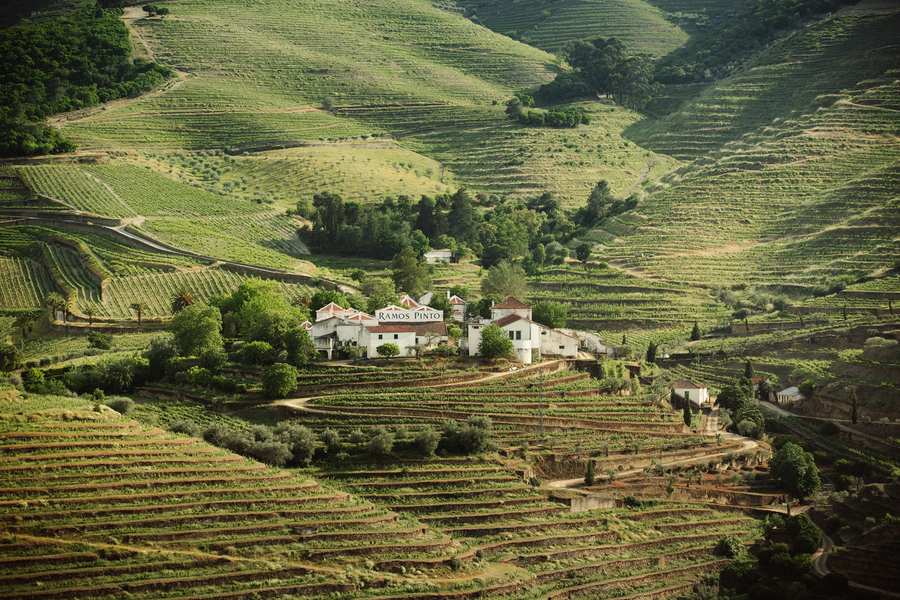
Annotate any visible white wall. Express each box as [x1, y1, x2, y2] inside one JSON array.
[[540, 328, 579, 358], [366, 330, 417, 358], [675, 387, 710, 407]]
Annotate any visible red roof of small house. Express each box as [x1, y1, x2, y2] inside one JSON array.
[[750, 375, 767, 384], [493, 314, 525, 327], [672, 380, 705, 389], [494, 296, 530, 309], [399, 295, 421, 309], [449, 295, 466, 305]]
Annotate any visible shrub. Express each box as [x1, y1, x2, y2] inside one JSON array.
[[104, 397, 134, 415], [349, 429, 367, 445], [440, 416, 492, 454], [247, 441, 292, 466], [88, 332, 113, 350], [144, 335, 178, 380], [184, 366, 211, 387], [819, 421, 840, 436], [413, 426, 440, 457], [478, 324, 513, 360], [198, 348, 228, 372], [321, 428, 342, 454], [170, 419, 199, 436], [367, 427, 395, 456], [737, 419, 759, 438], [262, 363, 298, 399], [171, 303, 223, 356], [0, 343, 21, 372], [715, 536, 743, 558], [623, 496, 642, 508], [22, 368, 46, 391], [276, 421, 317, 465], [239, 341, 276, 365], [376, 343, 400, 358]]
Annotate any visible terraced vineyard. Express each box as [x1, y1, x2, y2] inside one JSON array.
[[0, 392, 503, 599], [455, 0, 691, 56], [603, 69, 900, 290], [528, 264, 730, 353], [50, 0, 672, 206], [0, 257, 54, 310]]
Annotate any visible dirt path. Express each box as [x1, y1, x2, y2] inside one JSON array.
[[275, 359, 570, 412], [544, 435, 762, 490]]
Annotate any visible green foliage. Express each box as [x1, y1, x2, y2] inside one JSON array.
[[690, 322, 701, 341], [0, 343, 21, 372], [143, 335, 178, 380], [320, 428, 342, 455], [481, 261, 528, 301], [479, 324, 514, 360], [717, 383, 751, 411], [261, 362, 298, 399], [367, 427, 395, 457], [645, 341, 657, 364], [413, 426, 440, 457], [734, 398, 764, 439], [533, 301, 568, 329], [171, 303, 223, 357], [376, 343, 400, 358], [539, 38, 658, 110], [683, 401, 692, 427], [104, 397, 134, 415], [238, 341, 277, 366], [439, 416, 492, 455], [198, 347, 227, 373], [584, 460, 595, 485], [770, 441, 821, 500], [391, 247, 431, 297], [66, 356, 148, 395], [310, 289, 349, 312], [275, 421, 317, 465], [0, 2, 171, 156], [715, 536, 744, 559], [87, 332, 113, 350]]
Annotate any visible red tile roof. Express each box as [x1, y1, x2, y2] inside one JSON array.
[[493, 314, 525, 327], [494, 296, 530, 309], [368, 324, 416, 334]]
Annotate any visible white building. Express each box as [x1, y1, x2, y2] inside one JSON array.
[[467, 297, 578, 365], [672, 380, 711, 408], [449, 295, 467, 322], [365, 322, 449, 358], [424, 249, 453, 264], [776, 386, 804, 406]]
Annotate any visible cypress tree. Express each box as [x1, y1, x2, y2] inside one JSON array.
[[744, 359, 754, 379], [683, 401, 692, 427], [585, 460, 595, 485], [690, 321, 701, 341]]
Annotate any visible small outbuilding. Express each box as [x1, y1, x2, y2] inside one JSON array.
[[672, 380, 711, 408], [423, 249, 453, 264], [776, 386, 804, 406]]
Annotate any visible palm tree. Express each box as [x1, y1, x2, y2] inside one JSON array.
[[171, 290, 194, 314], [130, 302, 147, 325]]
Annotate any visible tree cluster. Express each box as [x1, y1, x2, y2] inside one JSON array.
[[505, 95, 590, 128], [538, 38, 659, 110], [0, 2, 172, 156]]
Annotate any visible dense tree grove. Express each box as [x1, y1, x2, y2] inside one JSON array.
[[0, 1, 172, 156], [770, 441, 821, 500], [303, 187, 609, 267], [538, 38, 659, 110]]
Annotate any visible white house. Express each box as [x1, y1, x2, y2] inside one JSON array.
[[672, 380, 711, 408], [492, 296, 532, 321], [449, 295, 467, 322], [424, 249, 453, 264], [315, 302, 355, 322], [539, 326, 579, 358], [365, 322, 449, 358], [467, 297, 579, 364], [776, 386, 804, 406]]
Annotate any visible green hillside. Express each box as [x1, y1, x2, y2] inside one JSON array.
[[454, 0, 692, 56], [629, 3, 900, 159], [57, 0, 670, 205], [599, 68, 900, 292]]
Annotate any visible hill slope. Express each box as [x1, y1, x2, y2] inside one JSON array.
[[453, 0, 693, 56]]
